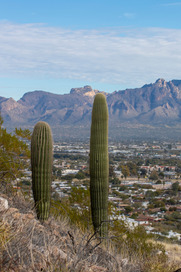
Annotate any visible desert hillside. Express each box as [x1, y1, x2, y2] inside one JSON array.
[[0, 191, 181, 272]]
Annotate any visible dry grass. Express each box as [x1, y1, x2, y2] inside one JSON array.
[[0, 193, 180, 272], [146, 239, 181, 272], [0, 221, 11, 249], [0, 194, 123, 271], [159, 241, 181, 266]]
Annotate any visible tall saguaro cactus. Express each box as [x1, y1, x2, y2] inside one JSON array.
[[31, 121, 53, 221], [90, 93, 109, 237]]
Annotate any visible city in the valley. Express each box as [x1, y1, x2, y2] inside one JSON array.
[[21, 140, 181, 242]]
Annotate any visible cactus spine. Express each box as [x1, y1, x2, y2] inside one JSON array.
[[31, 121, 53, 221], [90, 93, 109, 237]]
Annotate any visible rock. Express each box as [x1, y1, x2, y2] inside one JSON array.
[[89, 265, 107, 272], [0, 197, 8, 212], [7, 207, 19, 213], [51, 246, 67, 261], [21, 213, 35, 220], [121, 258, 128, 267]]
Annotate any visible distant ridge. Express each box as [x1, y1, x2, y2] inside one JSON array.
[[1, 79, 181, 140]]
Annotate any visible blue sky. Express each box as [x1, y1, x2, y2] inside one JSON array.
[[1, 0, 181, 100]]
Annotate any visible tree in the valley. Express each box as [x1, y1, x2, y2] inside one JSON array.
[[171, 181, 180, 196], [149, 170, 159, 181], [121, 165, 130, 179], [126, 161, 138, 176]]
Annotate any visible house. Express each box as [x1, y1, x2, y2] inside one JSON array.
[[163, 171, 176, 179]]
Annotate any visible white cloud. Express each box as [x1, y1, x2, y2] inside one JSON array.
[[0, 21, 181, 88]]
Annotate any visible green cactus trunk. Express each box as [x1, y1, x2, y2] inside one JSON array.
[[90, 93, 109, 237], [31, 121, 53, 221]]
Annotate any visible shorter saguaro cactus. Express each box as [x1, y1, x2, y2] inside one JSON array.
[[31, 121, 53, 221], [90, 93, 109, 237]]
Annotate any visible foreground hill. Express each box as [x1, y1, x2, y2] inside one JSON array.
[[1, 79, 181, 140], [0, 192, 180, 272]]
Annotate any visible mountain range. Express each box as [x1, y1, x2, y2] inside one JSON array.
[[1, 78, 181, 140]]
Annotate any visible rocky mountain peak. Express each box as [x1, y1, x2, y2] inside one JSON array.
[[1, 97, 18, 111], [155, 78, 167, 87], [70, 85, 99, 97]]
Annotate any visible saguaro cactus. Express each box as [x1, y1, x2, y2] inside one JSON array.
[[90, 93, 109, 237], [31, 121, 53, 221]]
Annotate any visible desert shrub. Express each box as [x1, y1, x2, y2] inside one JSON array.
[[0, 221, 10, 250], [109, 217, 166, 261], [0, 116, 31, 193], [50, 186, 92, 231]]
